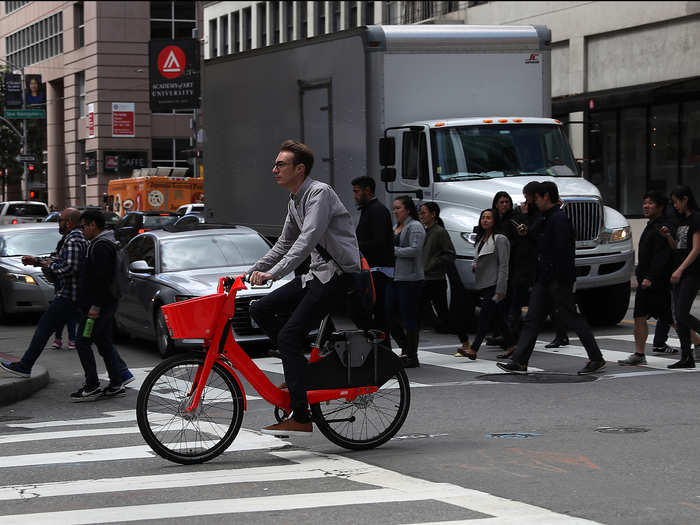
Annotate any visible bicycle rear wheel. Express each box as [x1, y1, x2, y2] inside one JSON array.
[[311, 368, 410, 450], [137, 355, 245, 464]]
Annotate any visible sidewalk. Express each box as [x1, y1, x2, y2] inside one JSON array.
[[0, 351, 50, 407]]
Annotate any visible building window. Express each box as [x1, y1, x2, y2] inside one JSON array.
[[243, 7, 252, 50], [220, 15, 228, 55], [150, 1, 196, 40], [5, 1, 30, 14], [75, 2, 85, 48], [272, 2, 280, 44], [315, 1, 326, 35], [151, 138, 190, 168], [619, 107, 647, 215], [232, 11, 240, 52], [257, 2, 267, 47], [76, 71, 86, 118], [209, 18, 217, 56], [6, 12, 63, 68], [299, 1, 308, 38], [78, 140, 87, 206], [350, 3, 358, 27], [649, 104, 679, 198], [364, 1, 374, 24], [331, 1, 340, 31], [285, 2, 293, 42], [681, 101, 700, 199]]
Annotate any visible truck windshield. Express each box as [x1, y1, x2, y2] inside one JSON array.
[[431, 124, 578, 181]]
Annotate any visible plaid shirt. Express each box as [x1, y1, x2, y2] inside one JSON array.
[[49, 228, 88, 303]]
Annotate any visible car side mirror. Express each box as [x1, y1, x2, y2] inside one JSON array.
[[379, 137, 396, 166], [129, 260, 154, 274]]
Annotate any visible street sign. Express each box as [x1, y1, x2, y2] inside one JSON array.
[[16, 154, 35, 162], [5, 109, 46, 119]]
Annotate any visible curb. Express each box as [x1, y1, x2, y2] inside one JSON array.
[[0, 352, 50, 407]]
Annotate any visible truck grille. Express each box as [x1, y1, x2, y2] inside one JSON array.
[[561, 199, 602, 241], [231, 295, 264, 336]]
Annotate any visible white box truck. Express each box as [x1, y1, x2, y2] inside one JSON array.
[[203, 25, 634, 325]]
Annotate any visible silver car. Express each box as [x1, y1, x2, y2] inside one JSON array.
[[114, 226, 291, 357], [0, 223, 62, 321]]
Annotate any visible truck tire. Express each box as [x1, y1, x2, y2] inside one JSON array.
[[576, 282, 631, 327]]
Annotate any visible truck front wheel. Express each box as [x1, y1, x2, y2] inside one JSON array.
[[576, 282, 631, 327]]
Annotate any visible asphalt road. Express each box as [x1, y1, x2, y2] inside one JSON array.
[[0, 301, 699, 525]]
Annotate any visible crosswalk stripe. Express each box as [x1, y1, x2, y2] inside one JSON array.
[[417, 349, 544, 374], [595, 334, 683, 347], [0, 429, 288, 468], [7, 410, 136, 429]]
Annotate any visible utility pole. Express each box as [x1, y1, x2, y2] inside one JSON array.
[[21, 67, 29, 200]]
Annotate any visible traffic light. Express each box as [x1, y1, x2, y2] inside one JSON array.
[[29, 190, 36, 199], [27, 164, 35, 172]]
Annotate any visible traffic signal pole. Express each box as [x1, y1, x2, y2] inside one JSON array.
[[21, 68, 29, 200]]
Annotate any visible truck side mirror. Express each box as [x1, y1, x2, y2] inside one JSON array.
[[379, 137, 396, 166], [381, 167, 396, 183]]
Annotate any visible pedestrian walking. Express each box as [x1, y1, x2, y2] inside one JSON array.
[[70, 209, 133, 401], [497, 181, 606, 375], [459, 209, 514, 359], [618, 191, 674, 366], [418, 202, 472, 354], [665, 185, 700, 368], [387, 195, 425, 368], [1, 209, 87, 378], [248, 140, 361, 435], [351, 176, 394, 333], [43, 234, 80, 351]]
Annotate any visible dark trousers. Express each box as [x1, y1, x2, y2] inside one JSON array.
[[506, 283, 529, 337], [372, 271, 391, 332], [249, 275, 343, 414], [386, 280, 423, 350], [511, 280, 603, 365], [672, 273, 700, 353], [653, 317, 671, 348], [75, 303, 124, 388], [422, 279, 450, 332], [19, 297, 81, 371], [472, 286, 514, 352], [54, 309, 80, 342]]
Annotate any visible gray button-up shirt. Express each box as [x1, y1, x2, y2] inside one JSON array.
[[249, 177, 361, 283]]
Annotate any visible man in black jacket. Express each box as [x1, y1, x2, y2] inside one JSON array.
[[498, 181, 606, 375], [70, 209, 130, 401], [352, 176, 394, 331], [618, 191, 674, 365]]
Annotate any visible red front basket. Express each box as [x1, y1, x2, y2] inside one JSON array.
[[161, 294, 227, 339]]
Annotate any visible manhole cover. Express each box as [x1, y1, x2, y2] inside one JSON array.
[[487, 432, 542, 439], [478, 372, 598, 383], [0, 415, 33, 422], [595, 427, 650, 434]]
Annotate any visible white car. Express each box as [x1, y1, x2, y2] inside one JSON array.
[[175, 203, 204, 216], [0, 201, 49, 225]]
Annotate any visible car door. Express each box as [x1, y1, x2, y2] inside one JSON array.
[[117, 236, 147, 333], [133, 235, 164, 337]]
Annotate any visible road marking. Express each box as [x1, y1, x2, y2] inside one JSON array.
[[0, 428, 288, 468], [417, 349, 544, 374], [0, 450, 603, 524], [594, 334, 683, 347]]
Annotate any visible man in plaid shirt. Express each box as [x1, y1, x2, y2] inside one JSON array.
[[1, 208, 88, 378]]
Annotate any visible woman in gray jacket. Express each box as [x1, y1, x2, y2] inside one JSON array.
[[457, 209, 514, 359], [387, 195, 425, 368]]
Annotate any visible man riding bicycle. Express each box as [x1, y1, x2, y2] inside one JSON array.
[[249, 140, 361, 435]]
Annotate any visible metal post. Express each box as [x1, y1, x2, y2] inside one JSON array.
[[20, 68, 29, 200]]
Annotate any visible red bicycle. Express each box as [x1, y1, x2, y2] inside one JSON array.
[[136, 276, 410, 464]]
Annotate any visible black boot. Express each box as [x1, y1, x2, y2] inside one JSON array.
[[401, 331, 420, 368], [545, 336, 569, 349], [667, 348, 696, 369]]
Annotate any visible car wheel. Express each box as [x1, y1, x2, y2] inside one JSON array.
[[155, 305, 175, 358]]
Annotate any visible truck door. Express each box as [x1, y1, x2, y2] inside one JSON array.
[[400, 129, 432, 199], [299, 81, 333, 185]]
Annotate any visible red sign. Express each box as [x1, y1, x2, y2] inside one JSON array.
[[105, 155, 118, 170], [87, 103, 95, 138], [157, 45, 186, 79], [112, 102, 135, 137]]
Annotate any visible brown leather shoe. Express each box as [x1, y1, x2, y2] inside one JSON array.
[[261, 417, 312, 436]]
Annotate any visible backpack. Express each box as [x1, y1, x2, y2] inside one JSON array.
[[92, 237, 129, 300]]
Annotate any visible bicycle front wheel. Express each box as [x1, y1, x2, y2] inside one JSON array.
[[311, 368, 410, 450], [137, 355, 245, 464]]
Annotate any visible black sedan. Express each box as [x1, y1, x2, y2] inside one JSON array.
[[114, 211, 179, 246], [114, 225, 291, 357]]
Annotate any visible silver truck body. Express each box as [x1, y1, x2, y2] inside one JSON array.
[[203, 25, 634, 325]]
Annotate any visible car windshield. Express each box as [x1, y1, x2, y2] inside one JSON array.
[[0, 229, 62, 256], [160, 233, 270, 272], [431, 124, 578, 181], [143, 215, 178, 228], [6, 204, 48, 217]]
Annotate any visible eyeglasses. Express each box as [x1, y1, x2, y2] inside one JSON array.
[[272, 161, 295, 170]]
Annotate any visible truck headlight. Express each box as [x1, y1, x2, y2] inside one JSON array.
[[609, 226, 631, 243], [5, 273, 37, 285], [460, 232, 477, 245]]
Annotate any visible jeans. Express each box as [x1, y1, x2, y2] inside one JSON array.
[[421, 279, 450, 332], [18, 297, 81, 371], [672, 273, 700, 353], [249, 275, 344, 416], [386, 280, 423, 349], [511, 280, 603, 366], [54, 309, 80, 342], [472, 286, 514, 352], [75, 303, 124, 388]]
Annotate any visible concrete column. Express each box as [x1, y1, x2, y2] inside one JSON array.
[[46, 80, 65, 208], [569, 35, 586, 94]]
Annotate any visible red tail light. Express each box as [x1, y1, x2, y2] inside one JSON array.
[[11, 219, 18, 224], [138, 228, 151, 234]]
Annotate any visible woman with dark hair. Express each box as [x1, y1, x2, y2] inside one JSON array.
[[419, 202, 471, 353], [663, 185, 700, 368], [458, 209, 514, 359], [388, 195, 426, 368]]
